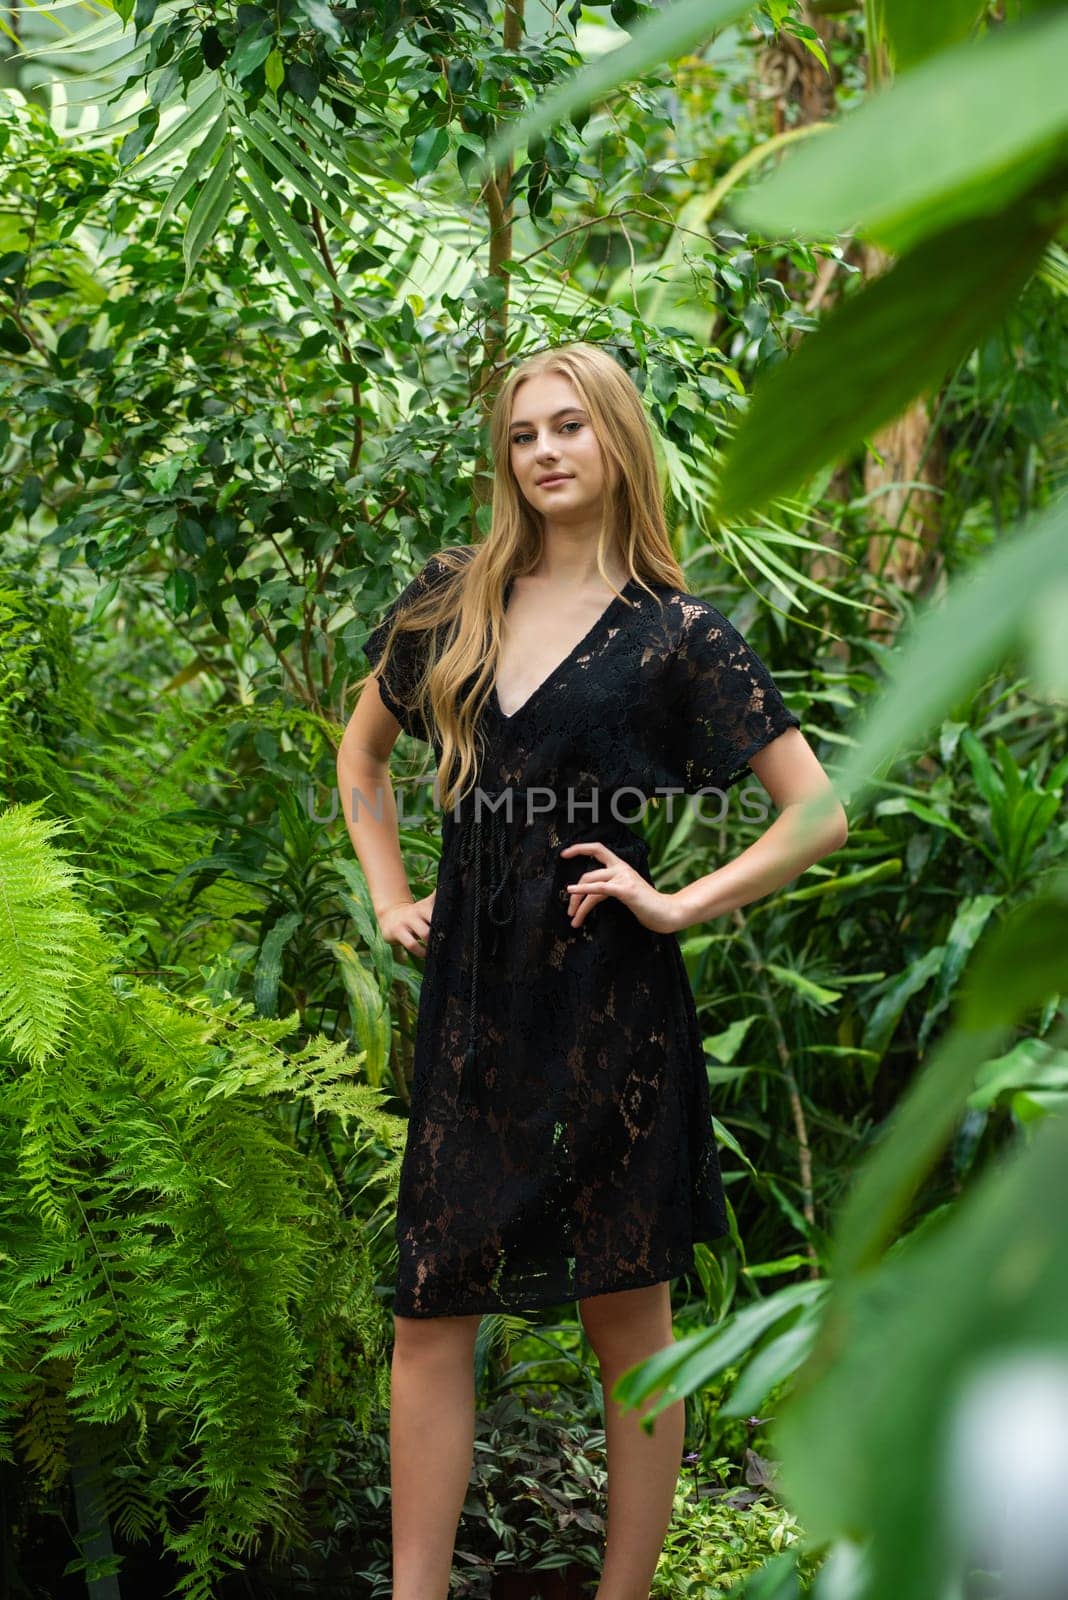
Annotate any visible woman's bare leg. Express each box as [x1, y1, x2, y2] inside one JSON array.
[[390, 1310, 482, 1600], [579, 1281, 685, 1600]]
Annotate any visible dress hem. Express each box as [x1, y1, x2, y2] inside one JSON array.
[[390, 1232, 729, 1319]]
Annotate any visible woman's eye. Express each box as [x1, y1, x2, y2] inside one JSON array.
[[511, 421, 582, 445]]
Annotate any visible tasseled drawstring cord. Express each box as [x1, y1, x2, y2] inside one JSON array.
[[456, 798, 516, 1109]]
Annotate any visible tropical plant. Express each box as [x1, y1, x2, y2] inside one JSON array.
[[3, 0, 1068, 1594]]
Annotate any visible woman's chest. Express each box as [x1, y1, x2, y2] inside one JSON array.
[[482, 627, 673, 786]]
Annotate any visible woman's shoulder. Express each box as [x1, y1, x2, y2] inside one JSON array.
[[633, 579, 732, 646]]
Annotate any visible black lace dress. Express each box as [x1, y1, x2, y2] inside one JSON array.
[[362, 550, 801, 1318]]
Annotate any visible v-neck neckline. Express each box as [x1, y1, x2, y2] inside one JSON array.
[[492, 575, 638, 723]]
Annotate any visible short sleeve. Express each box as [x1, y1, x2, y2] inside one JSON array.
[[361, 549, 468, 740], [669, 598, 800, 793]]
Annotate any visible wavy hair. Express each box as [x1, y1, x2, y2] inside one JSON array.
[[358, 341, 686, 813]]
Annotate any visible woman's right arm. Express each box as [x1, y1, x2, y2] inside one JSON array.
[[336, 676, 434, 959]]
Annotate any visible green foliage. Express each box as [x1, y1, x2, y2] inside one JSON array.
[[716, 5, 1068, 516], [0, 803, 397, 1598], [614, 873, 1068, 1599], [733, 14, 1068, 251], [650, 1474, 817, 1597], [3, 0, 1068, 1593], [483, 0, 758, 176], [808, 494, 1068, 817], [714, 200, 1056, 520], [0, 804, 107, 1066], [777, 1101, 1068, 1600]]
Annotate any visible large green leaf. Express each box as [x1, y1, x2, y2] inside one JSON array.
[[959, 884, 1068, 1035], [880, 0, 989, 70], [716, 201, 1055, 521], [774, 1105, 1068, 1600], [731, 10, 1068, 251], [610, 1279, 829, 1426]]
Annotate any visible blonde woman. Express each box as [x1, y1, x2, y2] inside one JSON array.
[[337, 341, 847, 1600]]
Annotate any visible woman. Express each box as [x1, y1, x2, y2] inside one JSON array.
[[336, 341, 847, 1600]]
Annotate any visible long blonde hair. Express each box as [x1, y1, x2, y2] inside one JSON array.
[[358, 341, 686, 813]]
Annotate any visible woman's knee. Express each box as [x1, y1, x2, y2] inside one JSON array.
[[578, 1279, 674, 1364]]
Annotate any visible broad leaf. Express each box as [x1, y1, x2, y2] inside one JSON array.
[[881, 0, 989, 70], [775, 1109, 1068, 1600]]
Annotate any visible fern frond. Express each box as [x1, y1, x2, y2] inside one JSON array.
[[0, 801, 110, 1067], [0, 824, 396, 1593]]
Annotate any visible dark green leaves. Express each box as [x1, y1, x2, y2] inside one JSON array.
[[0, 318, 31, 356], [118, 106, 161, 167], [56, 324, 89, 363], [286, 61, 320, 105], [17, 475, 42, 519], [164, 568, 197, 617], [230, 24, 274, 81], [201, 25, 227, 70], [411, 126, 450, 179]]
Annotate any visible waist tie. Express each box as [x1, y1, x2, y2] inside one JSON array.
[[455, 794, 517, 1108]]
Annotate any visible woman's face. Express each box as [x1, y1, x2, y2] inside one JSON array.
[[508, 373, 616, 517]]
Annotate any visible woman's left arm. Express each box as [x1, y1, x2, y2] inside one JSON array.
[[668, 726, 848, 931]]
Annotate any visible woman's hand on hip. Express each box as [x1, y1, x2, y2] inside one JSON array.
[[559, 841, 682, 935]]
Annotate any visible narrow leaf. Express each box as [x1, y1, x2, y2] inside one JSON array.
[[155, 107, 229, 239], [233, 175, 331, 324], [182, 145, 234, 284], [232, 108, 367, 251], [238, 147, 367, 317], [127, 82, 224, 181]]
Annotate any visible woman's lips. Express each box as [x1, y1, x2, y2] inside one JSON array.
[[538, 475, 571, 486]]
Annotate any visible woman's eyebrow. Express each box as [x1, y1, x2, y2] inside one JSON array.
[[509, 406, 588, 428]]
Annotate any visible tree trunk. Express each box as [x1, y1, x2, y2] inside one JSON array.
[[859, 244, 947, 640]]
